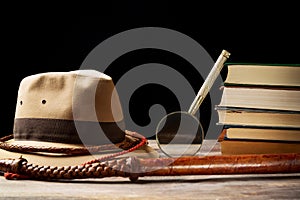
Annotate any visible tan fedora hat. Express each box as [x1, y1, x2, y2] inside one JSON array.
[[0, 70, 158, 167]]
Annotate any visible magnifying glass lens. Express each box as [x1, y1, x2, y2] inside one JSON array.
[[156, 111, 204, 157]]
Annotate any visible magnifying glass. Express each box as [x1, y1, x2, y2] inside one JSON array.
[[155, 50, 231, 157]]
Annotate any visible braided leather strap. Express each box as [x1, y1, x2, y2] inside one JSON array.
[[0, 130, 145, 156], [0, 157, 140, 181], [0, 130, 148, 181]]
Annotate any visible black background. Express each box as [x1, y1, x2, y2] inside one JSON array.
[[1, 2, 299, 139]]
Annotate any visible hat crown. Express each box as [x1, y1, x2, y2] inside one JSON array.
[[15, 70, 123, 122], [13, 70, 125, 145]]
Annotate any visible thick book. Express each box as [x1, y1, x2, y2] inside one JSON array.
[[215, 107, 300, 128], [218, 86, 300, 111], [224, 127, 300, 142], [218, 129, 300, 155], [224, 63, 300, 87]]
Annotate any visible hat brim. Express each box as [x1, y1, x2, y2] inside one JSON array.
[[0, 131, 159, 167]]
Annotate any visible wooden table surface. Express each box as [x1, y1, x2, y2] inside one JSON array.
[[1, 140, 300, 199]]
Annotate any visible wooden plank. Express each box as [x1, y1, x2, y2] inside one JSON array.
[[1, 174, 300, 199]]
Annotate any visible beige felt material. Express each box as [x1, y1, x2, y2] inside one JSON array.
[[15, 70, 123, 122]]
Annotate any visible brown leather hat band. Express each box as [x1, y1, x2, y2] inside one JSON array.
[[13, 118, 126, 145]]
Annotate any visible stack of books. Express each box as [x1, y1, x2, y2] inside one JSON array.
[[216, 63, 300, 154]]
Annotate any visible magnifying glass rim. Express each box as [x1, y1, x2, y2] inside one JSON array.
[[155, 110, 204, 157]]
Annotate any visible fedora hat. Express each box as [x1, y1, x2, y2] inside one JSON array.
[[0, 70, 158, 167]]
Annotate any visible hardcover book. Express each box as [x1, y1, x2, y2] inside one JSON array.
[[215, 107, 300, 128], [224, 63, 300, 87], [218, 86, 300, 111], [223, 127, 300, 142], [218, 129, 300, 155]]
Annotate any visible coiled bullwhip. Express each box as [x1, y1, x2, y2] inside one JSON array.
[[1, 131, 300, 182]]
